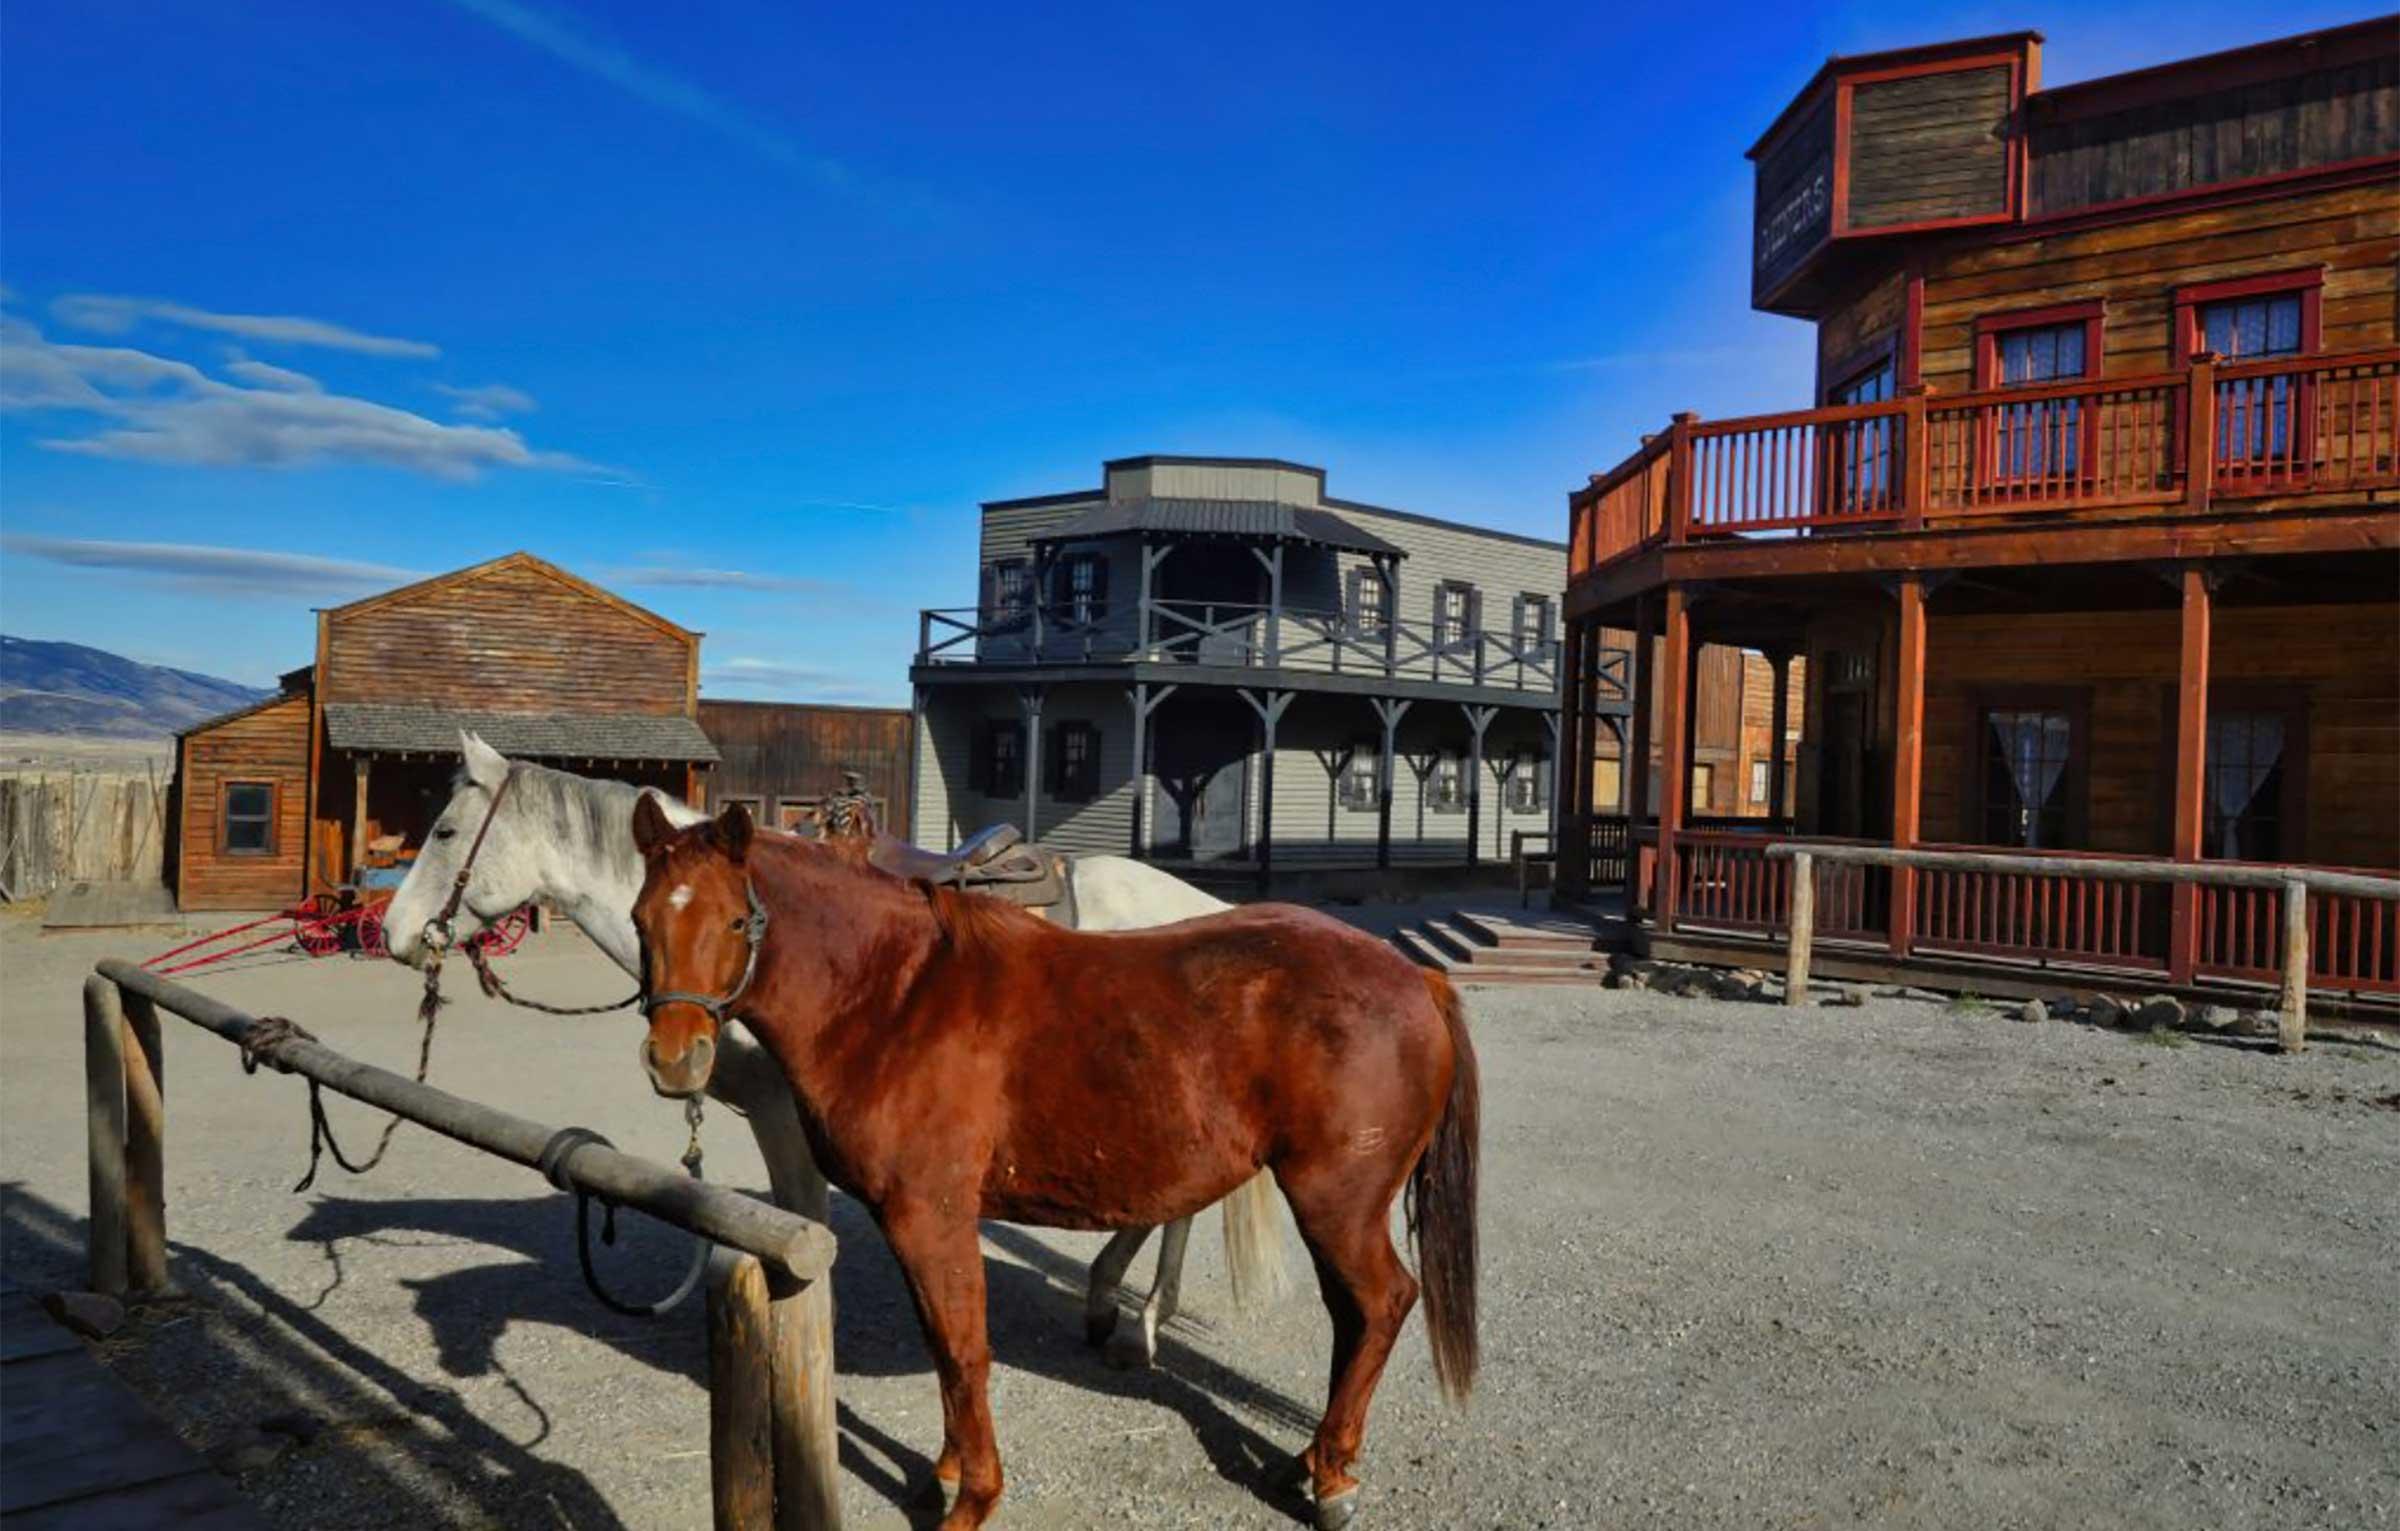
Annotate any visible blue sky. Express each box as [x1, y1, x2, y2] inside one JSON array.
[[0, 1, 2365, 703]]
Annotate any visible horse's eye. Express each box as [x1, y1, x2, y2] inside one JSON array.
[[729, 917, 748, 932], [433, 826, 457, 841]]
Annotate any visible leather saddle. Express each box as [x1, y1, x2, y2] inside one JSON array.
[[869, 824, 1075, 921]]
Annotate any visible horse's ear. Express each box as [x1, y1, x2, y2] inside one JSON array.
[[460, 731, 509, 793], [632, 793, 674, 858], [717, 800, 754, 864]]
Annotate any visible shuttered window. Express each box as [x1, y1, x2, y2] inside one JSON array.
[[1049, 721, 1099, 803], [1057, 554, 1109, 625], [974, 721, 1025, 799], [1433, 581, 1478, 647], [1346, 568, 1389, 637], [1506, 749, 1550, 812], [1337, 742, 1381, 811], [223, 781, 275, 855], [1428, 750, 1466, 815]]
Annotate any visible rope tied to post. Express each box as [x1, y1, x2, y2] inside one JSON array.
[[240, 1009, 437, 1193]]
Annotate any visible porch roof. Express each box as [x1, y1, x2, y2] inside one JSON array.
[[1033, 498, 1405, 558], [322, 703, 721, 763]]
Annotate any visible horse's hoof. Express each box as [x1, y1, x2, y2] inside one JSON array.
[[1103, 1331, 1157, 1370], [1315, 1486, 1361, 1531]]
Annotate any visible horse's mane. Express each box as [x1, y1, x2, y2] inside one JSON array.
[[475, 759, 702, 885]]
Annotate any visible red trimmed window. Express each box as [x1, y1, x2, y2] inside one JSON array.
[[2175, 270, 2323, 481], [1974, 302, 2104, 488]]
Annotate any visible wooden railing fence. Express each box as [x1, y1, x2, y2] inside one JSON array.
[[82, 959, 842, 1531]]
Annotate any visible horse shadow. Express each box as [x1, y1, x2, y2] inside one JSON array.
[[283, 1186, 1321, 1524]]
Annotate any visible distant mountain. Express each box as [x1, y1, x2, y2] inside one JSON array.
[[0, 635, 270, 739]]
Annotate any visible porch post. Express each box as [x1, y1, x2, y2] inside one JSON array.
[[1462, 704, 1496, 870], [1018, 685, 1045, 841], [1558, 619, 1586, 895], [351, 755, 371, 881], [1371, 697, 1411, 871], [1767, 649, 1793, 821], [1251, 544, 1285, 668], [1655, 586, 1692, 929], [1889, 576, 1928, 959], [1238, 689, 1293, 893], [1682, 639, 1702, 813], [1378, 556, 1400, 676], [2168, 565, 2214, 983], [1627, 601, 1656, 913], [1124, 683, 1176, 859]]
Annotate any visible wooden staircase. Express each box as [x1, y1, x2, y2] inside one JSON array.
[[1390, 905, 1623, 986]]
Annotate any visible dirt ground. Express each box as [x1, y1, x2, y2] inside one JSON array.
[[3, 903, 2395, 1530]]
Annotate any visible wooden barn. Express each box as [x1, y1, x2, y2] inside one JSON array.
[[1560, 19, 2400, 1004], [696, 699, 912, 836], [175, 552, 718, 910]]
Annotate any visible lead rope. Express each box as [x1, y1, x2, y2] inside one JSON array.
[[538, 1096, 713, 1317]]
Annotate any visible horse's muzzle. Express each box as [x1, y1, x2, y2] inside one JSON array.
[[641, 1032, 715, 1098]]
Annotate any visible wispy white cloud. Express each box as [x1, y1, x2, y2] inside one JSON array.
[[0, 534, 420, 600], [445, 0, 843, 185], [434, 381, 537, 420], [612, 564, 850, 595], [1, 312, 599, 480], [702, 656, 890, 704], [51, 293, 439, 358]]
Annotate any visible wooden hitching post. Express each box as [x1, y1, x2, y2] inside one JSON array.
[[708, 1247, 776, 1531], [2279, 878, 2308, 1054], [83, 975, 128, 1297], [1785, 850, 1815, 1006], [120, 986, 171, 1295]]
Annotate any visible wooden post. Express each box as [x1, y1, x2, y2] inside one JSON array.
[[1241, 690, 1292, 893], [120, 987, 171, 1296], [2279, 878, 2308, 1054], [83, 975, 128, 1298], [708, 1248, 776, 1531], [2185, 351, 2219, 512], [1654, 586, 1692, 928], [1899, 385, 1931, 529], [351, 755, 371, 881], [1767, 650, 1793, 822], [1126, 685, 1149, 859], [1462, 704, 1496, 869], [2168, 566, 2213, 983], [1785, 850, 1815, 1005], [1378, 557, 1399, 677], [1888, 577, 1927, 958], [1627, 596, 1655, 851], [1017, 686, 1043, 841], [1372, 697, 1411, 871], [1557, 620, 1585, 896], [1666, 413, 1697, 544], [769, 1258, 840, 1530]]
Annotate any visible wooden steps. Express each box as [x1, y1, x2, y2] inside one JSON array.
[[1389, 906, 1624, 986]]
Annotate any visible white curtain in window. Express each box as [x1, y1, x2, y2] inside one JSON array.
[[2209, 715, 2284, 860], [1989, 711, 2069, 847]]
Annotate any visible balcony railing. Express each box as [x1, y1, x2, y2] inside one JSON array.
[[1570, 345, 2400, 579], [916, 599, 1569, 693]]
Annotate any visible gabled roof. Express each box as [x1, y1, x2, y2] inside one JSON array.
[[176, 679, 311, 739], [320, 551, 699, 642], [1033, 498, 1407, 558]]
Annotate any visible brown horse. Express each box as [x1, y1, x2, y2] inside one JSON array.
[[628, 799, 1478, 1530]]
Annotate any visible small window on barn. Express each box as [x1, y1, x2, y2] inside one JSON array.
[[223, 782, 275, 855], [1049, 721, 1099, 803], [1338, 742, 1382, 812]]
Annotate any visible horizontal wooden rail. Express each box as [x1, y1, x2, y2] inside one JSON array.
[[1758, 845, 2400, 901], [96, 958, 836, 1282]]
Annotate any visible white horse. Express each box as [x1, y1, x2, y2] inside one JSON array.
[[382, 732, 1280, 1365]]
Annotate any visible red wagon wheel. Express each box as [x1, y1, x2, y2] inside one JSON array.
[[294, 893, 346, 957], [355, 904, 388, 960], [471, 905, 534, 958]]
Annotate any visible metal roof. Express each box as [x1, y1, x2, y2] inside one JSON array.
[[1032, 498, 1405, 558], [323, 704, 721, 763]]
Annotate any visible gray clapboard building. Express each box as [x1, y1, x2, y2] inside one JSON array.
[[910, 455, 1602, 886]]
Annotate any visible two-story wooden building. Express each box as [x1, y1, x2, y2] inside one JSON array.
[[175, 552, 720, 909], [913, 455, 1631, 888], [1560, 20, 2398, 1001]]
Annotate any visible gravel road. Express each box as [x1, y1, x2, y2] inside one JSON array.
[[3, 904, 2394, 1529]]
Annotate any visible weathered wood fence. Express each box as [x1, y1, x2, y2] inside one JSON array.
[[0, 769, 170, 899], [83, 958, 842, 1529], [1770, 845, 2400, 1053]]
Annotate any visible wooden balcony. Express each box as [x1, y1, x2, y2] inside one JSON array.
[[1568, 346, 2400, 587], [917, 597, 1620, 703]]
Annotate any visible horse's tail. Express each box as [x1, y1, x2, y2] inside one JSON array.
[[1222, 1170, 1290, 1308], [1409, 968, 1480, 1406]]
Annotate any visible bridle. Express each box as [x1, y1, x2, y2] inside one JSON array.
[[641, 880, 772, 1026], [419, 766, 520, 959]]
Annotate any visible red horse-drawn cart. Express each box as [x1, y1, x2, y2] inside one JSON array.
[[144, 890, 533, 977]]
